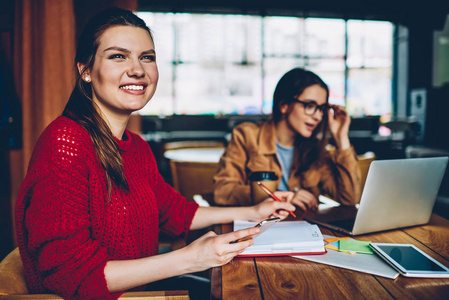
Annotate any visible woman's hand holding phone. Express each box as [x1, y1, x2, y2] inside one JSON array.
[[181, 217, 280, 273], [231, 217, 280, 243], [182, 226, 261, 272]]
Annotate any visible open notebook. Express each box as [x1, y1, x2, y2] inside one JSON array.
[[233, 220, 326, 257]]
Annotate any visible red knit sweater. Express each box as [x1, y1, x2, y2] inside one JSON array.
[[15, 116, 199, 299]]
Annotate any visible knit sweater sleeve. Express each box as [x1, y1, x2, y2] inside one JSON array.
[[213, 123, 256, 206], [318, 147, 362, 205], [16, 119, 119, 299]]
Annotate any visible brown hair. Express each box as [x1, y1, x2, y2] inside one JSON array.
[[271, 68, 330, 175], [63, 7, 153, 195]]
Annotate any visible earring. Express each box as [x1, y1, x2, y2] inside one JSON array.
[[84, 76, 91, 82]]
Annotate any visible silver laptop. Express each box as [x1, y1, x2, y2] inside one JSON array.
[[305, 156, 449, 235]]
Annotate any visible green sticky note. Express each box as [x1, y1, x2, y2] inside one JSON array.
[[339, 239, 373, 254]]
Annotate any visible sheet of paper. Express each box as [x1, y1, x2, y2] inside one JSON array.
[[318, 195, 340, 208], [339, 239, 373, 254], [293, 235, 399, 279]]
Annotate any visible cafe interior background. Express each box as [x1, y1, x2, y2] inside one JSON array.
[[1, 0, 448, 261]]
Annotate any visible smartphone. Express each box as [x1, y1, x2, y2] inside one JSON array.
[[231, 217, 281, 243], [370, 243, 449, 278]]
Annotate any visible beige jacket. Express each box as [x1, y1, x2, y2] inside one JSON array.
[[213, 120, 361, 206]]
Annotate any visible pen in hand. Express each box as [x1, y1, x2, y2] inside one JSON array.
[[257, 182, 296, 217]]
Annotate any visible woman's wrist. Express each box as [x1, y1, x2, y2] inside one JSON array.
[[334, 134, 350, 150], [246, 205, 261, 222], [174, 245, 197, 274]]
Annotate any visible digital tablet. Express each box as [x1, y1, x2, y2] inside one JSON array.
[[370, 243, 449, 278]]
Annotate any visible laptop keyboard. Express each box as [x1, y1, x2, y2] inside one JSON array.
[[328, 218, 356, 231]]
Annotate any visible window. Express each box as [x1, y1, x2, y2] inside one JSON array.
[[347, 20, 393, 117], [137, 12, 394, 117]]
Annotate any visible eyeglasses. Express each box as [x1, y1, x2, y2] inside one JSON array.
[[294, 99, 329, 116]]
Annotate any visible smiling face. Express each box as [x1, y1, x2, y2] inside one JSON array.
[[280, 84, 328, 138], [79, 25, 159, 120]]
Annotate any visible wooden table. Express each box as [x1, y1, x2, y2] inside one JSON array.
[[211, 214, 449, 300]]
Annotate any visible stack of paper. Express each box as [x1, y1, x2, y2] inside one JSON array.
[[233, 220, 326, 257], [293, 235, 399, 279]]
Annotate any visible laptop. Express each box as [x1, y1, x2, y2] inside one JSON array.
[[304, 156, 449, 235]]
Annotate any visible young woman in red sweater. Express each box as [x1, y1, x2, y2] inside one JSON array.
[[15, 8, 295, 300]]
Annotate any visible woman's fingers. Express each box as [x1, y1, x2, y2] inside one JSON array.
[[190, 230, 254, 268], [293, 201, 308, 211], [303, 193, 317, 209], [253, 197, 296, 221], [272, 209, 289, 219], [329, 104, 347, 113], [272, 201, 296, 219], [274, 191, 294, 202], [328, 105, 347, 122], [225, 227, 260, 244], [292, 189, 318, 212]]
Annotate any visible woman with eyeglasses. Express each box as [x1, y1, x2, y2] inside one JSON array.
[[214, 68, 361, 212]]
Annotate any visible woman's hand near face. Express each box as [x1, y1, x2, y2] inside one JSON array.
[[327, 104, 351, 150], [181, 227, 259, 273], [250, 191, 296, 221], [291, 189, 318, 212]]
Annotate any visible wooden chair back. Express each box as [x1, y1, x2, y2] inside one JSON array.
[[0, 248, 189, 299], [169, 160, 219, 203], [163, 140, 225, 204], [357, 151, 376, 192], [0, 248, 29, 296]]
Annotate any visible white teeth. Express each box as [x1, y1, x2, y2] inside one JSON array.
[[121, 85, 144, 90]]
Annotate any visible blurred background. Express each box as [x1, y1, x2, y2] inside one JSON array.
[[1, 0, 448, 260]]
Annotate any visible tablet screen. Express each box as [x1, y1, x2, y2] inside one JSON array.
[[377, 245, 445, 271]]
